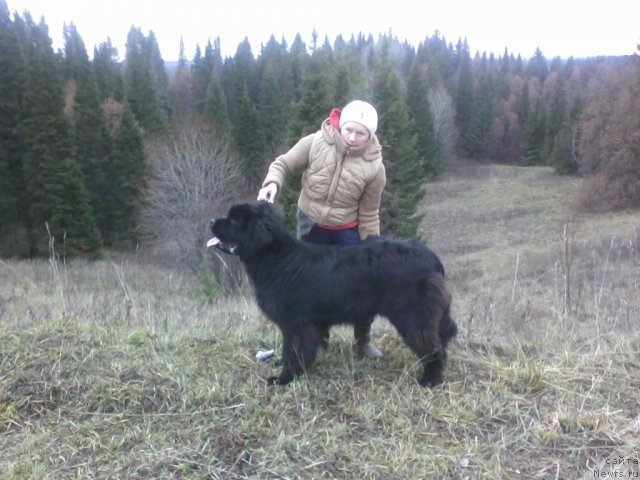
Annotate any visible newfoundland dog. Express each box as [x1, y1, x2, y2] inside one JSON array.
[[208, 202, 457, 387]]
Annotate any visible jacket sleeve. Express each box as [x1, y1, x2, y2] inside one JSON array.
[[357, 163, 386, 239], [262, 134, 315, 193]]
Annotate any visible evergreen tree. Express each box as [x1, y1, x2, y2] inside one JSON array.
[[190, 44, 208, 114], [104, 104, 146, 245], [257, 59, 288, 152], [204, 68, 230, 130], [542, 61, 569, 159], [454, 39, 473, 153], [257, 36, 293, 152], [526, 47, 548, 84], [225, 38, 257, 133], [286, 49, 332, 142], [168, 37, 192, 118], [517, 81, 531, 127], [332, 34, 369, 105], [124, 27, 165, 133], [373, 41, 424, 239], [406, 61, 440, 176], [464, 53, 496, 158], [288, 34, 309, 103], [93, 38, 124, 102], [549, 125, 577, 174], [144, 31, 170, 123], [233, 83, 265, 188], [416, 32, 457, 85], [0, 1, 28, 255], [521, 98, 547, 165], [63, 23, 114, 242], [203, 38, 230, 130], [20, 14, 101, 256]]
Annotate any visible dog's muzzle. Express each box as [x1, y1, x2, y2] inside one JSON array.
[[207, 219, 239, 255]]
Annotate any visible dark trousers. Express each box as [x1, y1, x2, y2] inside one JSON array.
[[300, 224, 361, 246], [301, 225, 375, 333]]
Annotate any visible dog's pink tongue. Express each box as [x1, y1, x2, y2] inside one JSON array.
[[207, 237, 221, 248]]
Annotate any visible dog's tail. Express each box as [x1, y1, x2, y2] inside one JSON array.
[[421, 273, 457, 346]]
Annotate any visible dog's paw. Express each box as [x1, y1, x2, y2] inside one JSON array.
[[267, 372, 295, 386], [419, 371, 444, 388]]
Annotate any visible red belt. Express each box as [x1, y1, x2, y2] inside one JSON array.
[[316, 220, 359, 230]]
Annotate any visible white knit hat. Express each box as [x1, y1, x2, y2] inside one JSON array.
[[339, 100, 378, 135]]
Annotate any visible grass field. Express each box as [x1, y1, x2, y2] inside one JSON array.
[[1, 161, 639, 479]]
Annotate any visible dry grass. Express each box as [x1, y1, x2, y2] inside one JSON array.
[[1, 161, 639, 479]]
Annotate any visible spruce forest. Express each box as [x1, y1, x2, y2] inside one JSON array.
[[0, 1, 639, 261]]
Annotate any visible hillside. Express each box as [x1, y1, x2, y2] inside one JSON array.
[[1, 162, 639, 479], [421, 159, 638, 336]]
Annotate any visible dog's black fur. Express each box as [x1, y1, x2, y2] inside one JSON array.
[[209, 202, 457, 387]]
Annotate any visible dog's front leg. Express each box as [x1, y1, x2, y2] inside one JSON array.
[[267, 326, 320, 385], [267, 331, 297, 385]]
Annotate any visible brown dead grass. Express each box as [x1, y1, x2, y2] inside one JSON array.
[[1, 160, 639, 479]]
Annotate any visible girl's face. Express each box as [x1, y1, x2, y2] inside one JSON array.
[[340, 122, 370, 148]]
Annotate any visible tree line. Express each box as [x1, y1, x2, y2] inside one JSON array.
[[1, 0, 638, 259]]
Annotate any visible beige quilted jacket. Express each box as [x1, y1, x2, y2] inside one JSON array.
[[262, 117, 385, 239]]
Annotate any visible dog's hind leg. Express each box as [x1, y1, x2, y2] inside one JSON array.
[[268, 325, 321, 385], [439, 305, 457, 349], [397, 324, 446, 387]]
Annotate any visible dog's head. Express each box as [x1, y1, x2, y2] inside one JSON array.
[[207, 201, 286, 257]]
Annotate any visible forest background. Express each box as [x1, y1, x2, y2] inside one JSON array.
[[0, 0, 638, 269]]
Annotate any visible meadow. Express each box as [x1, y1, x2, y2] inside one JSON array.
[[1, 161, 639, 479]]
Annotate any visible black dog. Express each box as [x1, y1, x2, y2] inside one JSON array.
[[208, 202, 457, 387]]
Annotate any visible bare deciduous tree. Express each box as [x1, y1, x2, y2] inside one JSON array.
[[141, 119, 243, 273], [428, 86, 459, 164]]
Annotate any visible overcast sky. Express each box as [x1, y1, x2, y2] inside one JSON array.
[[6, 0, 640, 61]]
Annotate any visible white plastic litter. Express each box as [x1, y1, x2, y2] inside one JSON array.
[[255, 349, 276, 361]]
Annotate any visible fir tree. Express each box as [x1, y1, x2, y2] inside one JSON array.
[[204, 69, 230, 130], [543, 60, 569, 159], [257, 60, 288, 152], [190, 45, 207, 114], [203, 39, 229, 130], [286, 50, 332, 142], [517, 81, 531, 127], [168, 37, 193, 118], [233, 83, 265, 188], [104, 104, 146, 246], [549, 125, 577, 174], [332, 34, 369, 105], [63, 23, 114, 242], [144, 31, 170, 124], [124, 27, 165, 134], [454, 38, 473, 152], [406, 62, 440, 177], [464, 53, 496, 158], [225, 38, 257, 133], [373, 41, 424, 239], [521, 98, 547, 165], [257, 36, 294, 152], [526, 48, 548, 84], [0, 1, 28, 255], [93, 38, 124, 102], [20, 15, 101, 256]]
